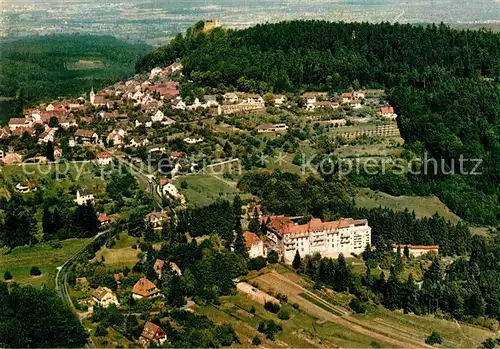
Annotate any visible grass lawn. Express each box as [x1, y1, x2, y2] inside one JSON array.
[[0, 162, 106, 194], [175, 174, 239, 207], [355, 188, 461, 224], [94, 246, 140, 269], [0, 238, 91, 288]]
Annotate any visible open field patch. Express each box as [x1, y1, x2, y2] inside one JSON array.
[[66, 59, 105, 70], [0, 238, 90, 288], [175, 174, 239, 207]]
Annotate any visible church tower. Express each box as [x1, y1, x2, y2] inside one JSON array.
[[89, 86, 95, 105]]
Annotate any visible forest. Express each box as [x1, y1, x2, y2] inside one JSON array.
[[136, 20, 500, 226], [0, 34, 151, 121]]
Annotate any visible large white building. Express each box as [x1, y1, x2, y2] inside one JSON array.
[[264, 216, 371, 263]]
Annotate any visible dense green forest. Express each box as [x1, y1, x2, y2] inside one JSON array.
[[0, 34, 151, 121], [0, 282, 88, 347], [137, 21, 500, 225]]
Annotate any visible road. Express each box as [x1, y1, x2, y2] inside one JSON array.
[[55, 231, 106, 348], [115, 156, 163, 208]]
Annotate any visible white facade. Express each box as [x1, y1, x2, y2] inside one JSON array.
[[74, 190, 95, 206], [92, 287, 119, 308], [267, 218, 371, 264]]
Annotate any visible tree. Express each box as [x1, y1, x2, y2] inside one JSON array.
[[234, 217, 248, 259], [292, 250, 302, 270], [425, 332, 442, 345], [252, 336, 262, 346], [267, 250, 279, 264], [166, 274, 186, 308], [248, 217, 260, 233], [30, 266, 42, 276], [4, 271, 12, 280], [333, 253, 350, 292], [248, 257, 267, 271], [403, 246, 410, 259], [46, 141, 55, 162], [349, 298, 366, 313]]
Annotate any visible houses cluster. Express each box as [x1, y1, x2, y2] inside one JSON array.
[[82, 274, 169, 346]]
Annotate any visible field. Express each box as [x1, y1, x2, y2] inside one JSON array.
[[0, 162, 107, 194], [198, 267, 495, 348], [66, 59, 105, 70], [0, 238, 91, 288], [174, 174, 240, 207], [355, 188, 462, 224], [93, 233, 142, 268]]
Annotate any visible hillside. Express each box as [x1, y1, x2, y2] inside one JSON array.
[[0, 34, 151, 121], [136, 20, 500, 226]]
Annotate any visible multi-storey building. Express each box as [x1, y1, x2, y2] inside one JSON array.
[[264, 216, 371, 263]]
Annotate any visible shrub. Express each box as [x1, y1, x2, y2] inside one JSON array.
[[267, 250, 279, 264], [4, 270, 12, 280], [264, 301, 280, 314], [277, 309, 290, 320], [248, 257, 267, 271], [349, 298, 367, 314], [249, 305, 256, 314], [292, 303, 300, 310], [95, 323, 108, 337], [252, 336, 262, 346], [257, 320, 282, 340], [425, 332, 442, 346], [30, 266, 42, 276]]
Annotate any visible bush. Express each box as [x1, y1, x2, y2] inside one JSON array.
[[264, 301, 280, 314], [267, 250, 279, 264], [4, 270, 12, 280], [425, 332, 442, 346], [292, 303, 300, 310], [95, 323, 108, 337], [252, 336, 262, 346], [349, 298, 367, 314], [49, 239, 62, 248], [30, 266, 42, 276], [277, 309, 290, 320], [257, 320, 282, 340], [248, 257, 267, 271], [249, 305, 256, 314]]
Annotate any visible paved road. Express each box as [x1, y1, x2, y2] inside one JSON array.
[[55, 231, 106, 348]]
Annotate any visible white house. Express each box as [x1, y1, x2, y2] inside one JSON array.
[[151, 110, 165, 123], [96, 152, 113, 166], [223, 92, 239, 104], [273, 94, 287, 106], [245, 94, 264, 104], [74, 190, 95, 206], [107, 129, 127, 146], [140, 321, 167, 347], [92, 286, 119, 308], [183, 137, 204, 144], [393, 244, 439, 257], [245, 231, 266, 258]]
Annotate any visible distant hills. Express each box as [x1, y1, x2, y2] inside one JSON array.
[[0, 34, 151, 120]]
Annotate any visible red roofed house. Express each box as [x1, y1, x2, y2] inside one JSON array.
[[132, 278, 161, 300], [378, 106, 398, 120], [265, 216, 371, 264], [98, 213, 116, 226], [8, 118, 32, 131], [140, 321, 167, 346], [245, 231, 265, 258], [153, 259, 165, 277], [393, 244, 439, 257], [169, 151, 183, 160], [96, 152, 112, 166], [75, 129, 98, 144], [145, 211, 168, 229]]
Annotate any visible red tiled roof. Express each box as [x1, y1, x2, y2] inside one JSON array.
[[380, 106, 395, 114], [97, 152, 111, 159], [245, 231, 261, 249], [154, 259, 165, 273], [394, 244, 439, 250], [141, 321, 167, 341], [132, 278, 160, 298]]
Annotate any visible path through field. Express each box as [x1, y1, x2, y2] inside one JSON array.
[[252, 271, 434, 348]]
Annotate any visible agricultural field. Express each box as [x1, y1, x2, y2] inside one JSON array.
[[205, 267, 495, 348], [93, 232, 142, 268], [66, 59, 105, 70], [174, 174, 240, 207], [0, 238, 91, 288]]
